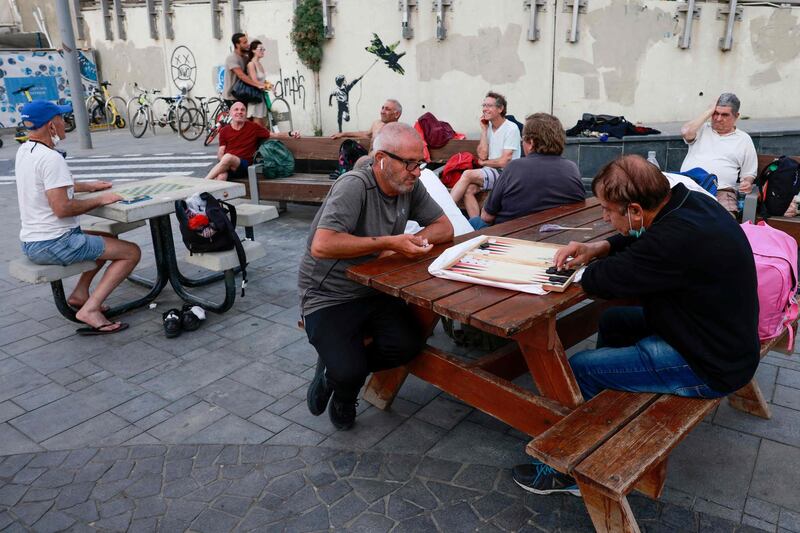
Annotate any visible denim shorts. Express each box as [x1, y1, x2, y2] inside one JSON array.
[[22, 227, 105, 266]]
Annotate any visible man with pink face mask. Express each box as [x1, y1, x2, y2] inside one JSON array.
[[511, 154, 759, 497]]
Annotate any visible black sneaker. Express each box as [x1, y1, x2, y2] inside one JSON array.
[[162, 309, 182, 338], [512, 461, 580, 496], [306, 357, 333, 416], [180, 304, 202, 332], [328, 394, 357, 430]]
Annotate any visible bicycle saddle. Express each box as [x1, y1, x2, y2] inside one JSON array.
[[13, 85, 35, 94]]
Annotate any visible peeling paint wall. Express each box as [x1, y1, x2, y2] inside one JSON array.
[[49, 0, 800, 135]]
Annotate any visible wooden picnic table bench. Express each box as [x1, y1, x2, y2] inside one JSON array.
[[527, 326, 794, 533], [234, 136, 479, 208]]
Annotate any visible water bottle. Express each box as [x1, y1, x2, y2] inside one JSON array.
[[647, 151, 661, 170]]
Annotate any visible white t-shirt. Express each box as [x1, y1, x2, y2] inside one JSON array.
[[487, 119, 521, 163], [680, 123, 757, 191], [16, 140, 78, 242], [405, 168, 473, 236]]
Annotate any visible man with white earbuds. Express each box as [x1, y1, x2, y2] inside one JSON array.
[[298, 123, 453, 431], [15, 100, 141, 336], [511, 154, 759, 496]]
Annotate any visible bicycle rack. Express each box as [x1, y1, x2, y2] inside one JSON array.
[[524, 0, 547, 42], [398, 0, 417, 39]]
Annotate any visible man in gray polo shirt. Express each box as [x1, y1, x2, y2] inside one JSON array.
[[298, 123, 454, 430]]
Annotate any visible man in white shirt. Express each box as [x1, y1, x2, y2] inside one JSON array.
[[680, 93, 758, 216], [450, 91, 521, 218], [16, 101, 141, 335]]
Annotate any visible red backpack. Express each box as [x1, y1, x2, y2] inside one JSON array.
[[740, 220, 799, 349], [440, 152, 479, 188]]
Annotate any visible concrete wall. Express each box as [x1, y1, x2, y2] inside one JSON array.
[[19, 0, 800, 136]]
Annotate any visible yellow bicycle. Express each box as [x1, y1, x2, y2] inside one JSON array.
[[86, 81, 127, 129]]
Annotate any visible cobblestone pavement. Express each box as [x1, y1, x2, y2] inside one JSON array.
[[1, 133, 800, 531], [0, 444, 778, 532]]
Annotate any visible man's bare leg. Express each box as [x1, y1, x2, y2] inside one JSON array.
[[204, 154, 242, 181], [75, 237, 141, 329], [463, 183, 483, 218], [67, 231, 112, 309], [450, 169, 485, 208]]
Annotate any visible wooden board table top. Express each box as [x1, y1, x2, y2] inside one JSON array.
[[346, 199, 617, 436]]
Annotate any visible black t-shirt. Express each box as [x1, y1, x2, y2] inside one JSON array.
[[483, 153, 585, 223]]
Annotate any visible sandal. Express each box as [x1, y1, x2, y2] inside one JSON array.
[[76, 322, 128, 336]]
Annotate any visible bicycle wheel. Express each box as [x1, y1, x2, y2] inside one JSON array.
[[105, 96, 127, 128], [167, 107, 179, 132], [178, 108, 204, 141], [151, 97, 172, 129], [130, 107, 149, 138], [204, 124, 221, 146], [86, 96, 106, 126], [64, 113, 76, 132]]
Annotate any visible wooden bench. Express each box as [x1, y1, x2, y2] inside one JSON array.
[[527, 327, 794, 533], [235, 137, 479, 209]]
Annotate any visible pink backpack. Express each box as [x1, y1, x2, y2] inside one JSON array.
[[740, 221, 799, 350]]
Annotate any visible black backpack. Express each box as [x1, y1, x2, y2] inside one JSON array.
[[756, 156, 800, 218], [329, 140, 368, 179], [175, 192, 249, 295]]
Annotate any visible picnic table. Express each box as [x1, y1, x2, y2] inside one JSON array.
[[77, 175, 246, 315], [346, 198, 612, 434]]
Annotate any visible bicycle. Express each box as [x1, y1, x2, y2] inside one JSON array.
[[127, 84, 159, 138], [86, 81, 127, 130], [178, 95, 230, 145], [151, 90, 197, 133], [13, 84, 76, 143]]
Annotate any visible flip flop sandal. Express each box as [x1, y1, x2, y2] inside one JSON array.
[[180, 304, 202, 332], [163, 309, 182, 338], [76, 322, 129, 336]]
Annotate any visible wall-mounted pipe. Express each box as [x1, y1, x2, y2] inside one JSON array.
[[399, 0, 417, 40], [322, 0, 336, 38], [678, 0, 701, 49], [112, 0, 126, 40], [210, 0, 221, 40], [99, 0, 113, 40], [719, 0, 742, 51], [524, 0, 546, 41], [433, 0, 452, 41], [162, 0, 174, 40]]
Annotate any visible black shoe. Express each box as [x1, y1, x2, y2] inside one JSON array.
[[306, 357, 333, 416], [180, 304, 202, 332], [162, 309, 182, 338], [511, 462, 580, 496], [328, 394, 357, 431]]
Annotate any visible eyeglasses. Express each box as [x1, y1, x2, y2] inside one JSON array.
[[256, 47, 266, 51], [380, 150, 427, 172]]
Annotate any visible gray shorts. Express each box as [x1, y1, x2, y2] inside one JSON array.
[[22, 227, 105, 266], [480, 167, 501, 190]]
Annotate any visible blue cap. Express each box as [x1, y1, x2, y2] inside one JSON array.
[[20, 100, 73, 130]]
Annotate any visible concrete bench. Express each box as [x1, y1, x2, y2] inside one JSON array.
[[526, 326, 793, 532], [80, 215, 146, 236], [228, 201, 279, 239], [183, 239, 266, 272]]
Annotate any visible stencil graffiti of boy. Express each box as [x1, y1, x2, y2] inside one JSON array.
[[328, 74, 362, 133]]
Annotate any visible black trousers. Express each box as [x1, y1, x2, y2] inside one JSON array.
[[304, 295, 424, 402]]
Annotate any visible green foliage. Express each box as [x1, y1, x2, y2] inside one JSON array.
[[291, 0, 324, 73]]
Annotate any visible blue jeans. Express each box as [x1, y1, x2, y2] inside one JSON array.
[[469, 216, 491, 230], [21, 227, 105, 266], [570, 307, 726, 400]]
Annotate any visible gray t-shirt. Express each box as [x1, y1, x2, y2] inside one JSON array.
[[298, 166, 445, 316], [483, 153, 584, 224], [222, 52, 246, 101]]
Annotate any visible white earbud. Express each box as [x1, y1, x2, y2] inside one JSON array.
[[380, 159, 384, 170]]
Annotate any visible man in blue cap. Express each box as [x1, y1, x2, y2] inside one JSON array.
[[15, 100, 141, 335]]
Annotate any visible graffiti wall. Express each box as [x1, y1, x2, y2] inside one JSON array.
[[0, 49, 98, 128]]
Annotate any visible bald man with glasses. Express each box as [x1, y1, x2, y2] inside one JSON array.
[[299, 122, 453, 431]]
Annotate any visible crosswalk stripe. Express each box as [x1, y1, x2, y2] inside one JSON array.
[[0, 171, 194, 180], [65, 155, 216, 163], [67, 163, 211, 170]]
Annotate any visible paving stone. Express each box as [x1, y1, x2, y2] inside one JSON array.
[[165, 458, 193, 482], [387, 493, 425, 521], [268, 423, 326, 446], [62, 500, 98, 522], [226, 471, 268, 498], [327, 490, 368, 527], [282, 484, 321, 515], [322, 406, 407, 450], [54, 482, 94, 510], [93, 510, 132, 531], [192, 444, 225, 467], [660, 502, 699, 530], [163, 476, 202, 499], [0, 319, 49, 348], [491, 502, 531, 531], [133, 409, 172, 430], [124, 474, 162, 498], [12, 466, 46, 484], [780, 508, 800, 532], [229, 361, 307, 397], [0, 367, 51, 405], [31, 509, 75, 533], [147, 401, 228, 442], [99, 459, 134, 483], [751, 439, 800, 512], [353, 451, 383, 478], [317, 479, 353, 505], [745, 497, 781, 524], [187, 479, 231, 503], [453, 464, 500, 490], [73, 462, 111, 483], [714, 402, 800, 449], [192, 465, 220, 486], [165, 394, 203, 414], [10, 377, 141, 442], [129, 516, 158, 533], [265, 471, 305, 498], [247, 409, 290, 434], [742, 513, 778, 531], [0, 484, 27, 506], [331, 451, 358, 477], [14, 338, 100, 374], [27, 451, 68, 469], [111, 393, 170, 423], [10, 500, 53, 526], [394, 514, 439, 533], [190, 507, 240, 532], [394, 479, 438, 511], [283, 504, 331, 532], [99, 496, 135, 518], [414, 396, 473, 430], [472, 491, 515, 520], [220, 464, 254, 480], [21, 487, 58, 502], [0, 335, 49, 357], [427, 480, 482, 505], [238, 505, 291, 530], [0, 400, 24, 424], [306, 460, 337, 488], [263, 394, 302, 415], [184, 414, 272, 445], [41, 412, 131, 450], [425, 421, 529, 468], [415, 456, 462, 481], [99, 425, 147, 447], [348, 478, 403, 504], [196, 377, 276, 418], [432, 501, 481, 532], [131, 455, 165, 476], [774, 384, 800, 411], [141, 351, 249, 401], [210, 495, 251, 517], [377, 418, 447, 455], [61, 448, 98, 469]]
